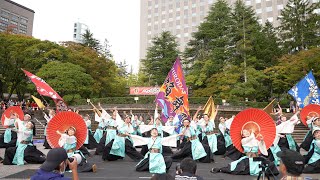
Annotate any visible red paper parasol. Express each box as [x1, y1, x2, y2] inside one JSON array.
[[300, 104, 320, 127], [46, 112, 87, 150], [1, 106, 24, 128], [230, 108, 276, 153]]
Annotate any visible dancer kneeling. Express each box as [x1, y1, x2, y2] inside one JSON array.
[[56, 127, 97, 172], [171, 119, 211, 163], [3, 121, 46, 165], [132, 128, 178, 174], [210, 109, 279, 176], [46, 112, 97, 173], [102, 115, 144, 161], [303, 126, 320, 173]]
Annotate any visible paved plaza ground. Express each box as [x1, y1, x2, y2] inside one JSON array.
[[0, 143, 319, 180]]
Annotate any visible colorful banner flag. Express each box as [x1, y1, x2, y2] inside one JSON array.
[[203, 96, 217, 121], [288, 71, 320, 108], [22, 69, 68, 112], [156, 58, 189, 122]]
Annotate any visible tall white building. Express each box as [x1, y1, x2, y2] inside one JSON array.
[[73, 22, 88, 43], [140, 0, 293, 60]]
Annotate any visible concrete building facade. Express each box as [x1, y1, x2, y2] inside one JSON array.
[[73, 22, 89, 43], [140, 0, 292, 60], [0, 0, 34, 36]]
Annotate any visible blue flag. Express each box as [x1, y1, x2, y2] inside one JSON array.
[[288, 71, 320, 108]]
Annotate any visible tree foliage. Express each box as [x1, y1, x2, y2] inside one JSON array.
[[0, 32, 128, 103], [36, 61, 93, 101], [141, 31, 179, 86], [278, 0, 320, 53]]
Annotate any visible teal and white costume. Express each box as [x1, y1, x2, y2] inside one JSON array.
[[215, 132, 279, 176], [201, 121, 218, 153], [3, 126, 45, 165], [59, 134, 95, 172], [219, 122, 232, 148], [171, 126, 211, 162], [93, 113, 106, 143], [276, 113, 300, 152], [303, 127, 320, 173], [132, 134, 177, 173], [102, 119, 144, 161]]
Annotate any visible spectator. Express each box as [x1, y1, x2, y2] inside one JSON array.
[[277, 149, 304, 180], [175, 158, 204, 180], [150, 173, 174, 180], [30, 148, 79, 180]]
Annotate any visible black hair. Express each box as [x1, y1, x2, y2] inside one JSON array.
[[180, 157, 197, 174], [150, 173, 174, 180]]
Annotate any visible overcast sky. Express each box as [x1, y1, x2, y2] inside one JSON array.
[[13, 0, 140, 73]]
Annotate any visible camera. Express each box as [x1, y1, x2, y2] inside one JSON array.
[[68, 154, 82, 165]]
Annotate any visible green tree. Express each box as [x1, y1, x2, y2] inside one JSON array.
[[0, 33, 68, 100], [278, 0, 320, 53], [141, 31, 179, 85], [36, 61, 93, 102], [81, 29, 101, 51], [61, 41, 121, 97], [185, 0, 234, 88]]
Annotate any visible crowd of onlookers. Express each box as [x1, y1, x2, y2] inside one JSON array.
[[0, 99, 40, 111]]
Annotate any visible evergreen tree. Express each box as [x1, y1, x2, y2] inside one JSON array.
[[278, 0, 320, 53], [81, 29, 101, 51], [185, 0, 234, 87], [141, 31, 179, 86]]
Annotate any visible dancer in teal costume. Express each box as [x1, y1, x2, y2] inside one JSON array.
[[133, 128, 178, 174], [3, 121, 45, 165]]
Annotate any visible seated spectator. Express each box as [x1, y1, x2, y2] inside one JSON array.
[[175, 158, 204, 180], [30, 148, 79, 180], [277, 149, 304, 180]]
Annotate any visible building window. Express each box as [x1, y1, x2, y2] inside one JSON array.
[[176, 16, 181, 20], [184, 32, 189, 37], [148, 22, 151, 26], [148, 31, 152, 35], [11, 14, 19, 21], [0, 22, 8, 28], [267, 17, 273, 22], [266, 6, 273, 12], [1, 10, 10, 17], [19, 29, 27, 34], [184, 6, 188, 10], [176, 25, 181, 29], [20, 24, 27, 29], [245, 0, 251, 6], [256, 0, 261, 3], [11, 20, 18, 26], [169, 18, 173, 22], [74, 28, 77, 33], [176, 34, 181, 38], [277, 4, 283, 10], [1, 16, 9, 22], [21, 17, 28, 24], [162, 19, 166, 23], [73, 34, 76, 38], [208, 0, 214, 4], [256, 9, 262, 14]]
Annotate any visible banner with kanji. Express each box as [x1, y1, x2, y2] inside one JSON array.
[[156, 58, 189, 122], [288, 71, 320, 108], [22, 69, 68, 112]]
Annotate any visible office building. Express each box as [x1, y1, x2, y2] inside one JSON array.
[[73, 22, 89, 43], [140, 0, 306, 60], [0, 0, 34, 36]]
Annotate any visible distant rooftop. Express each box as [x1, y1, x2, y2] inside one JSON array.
[[4, 0, 35, 13]]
